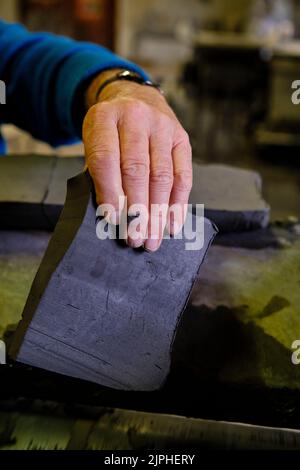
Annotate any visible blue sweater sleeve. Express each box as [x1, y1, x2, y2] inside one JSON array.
[[0, 20, 149, 147]]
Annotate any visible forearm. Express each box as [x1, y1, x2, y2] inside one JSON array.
[[0, 20, 148, 147]]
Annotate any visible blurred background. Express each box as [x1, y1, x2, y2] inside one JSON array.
[[0, 0, 300, 219]]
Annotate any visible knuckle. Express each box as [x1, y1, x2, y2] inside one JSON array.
[[150, 166, 173, 188], [88, 147, 117, 170], [121, 159, 149, 181], [87, 102, 111, 121], [180, 130, 192, 154], [185, 141, 192, 158], [180, 128, 190, 142], [174, 126, 191, 150], [83, 102, 114, 139], [174, 169, 193, 192], [155, 113, 174, 132], [123, 99, 149, 118]]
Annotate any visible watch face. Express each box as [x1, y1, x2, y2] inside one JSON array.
[[119, 71, 141, 80], [96, 71, 162, 101], [119, 71, 132, 77]]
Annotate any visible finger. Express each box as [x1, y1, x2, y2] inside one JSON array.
[[167, 132, 193, 236], [144, 125, 174, 252], [83, 104, 124, 223], [119, 106, 150, 248]]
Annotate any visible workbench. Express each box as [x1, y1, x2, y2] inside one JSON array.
[[1, 224, 300, 449], [0, 150, 300, 449]]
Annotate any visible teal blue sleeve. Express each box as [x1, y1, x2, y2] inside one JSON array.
[[0, 20, 149, 147]]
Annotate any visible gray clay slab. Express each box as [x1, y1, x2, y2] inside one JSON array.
[[0, 155, 269, 233], [0, 155, 84, 230], [0, 154, 55, 203], [0, 155, 55, 230], [43, 156, 84, 227], [10, 172, 217, 391], [44, 157, 84, 206], [189, 164, 270, 232]]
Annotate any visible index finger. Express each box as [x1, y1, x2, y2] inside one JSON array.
[[83, 104, 124, 223]]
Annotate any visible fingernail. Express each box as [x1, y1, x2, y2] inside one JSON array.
[[127, 227, 146, 248], [127, 237, 144, 249], [127, 213, 147, 247], [145, 238, 160, 252]]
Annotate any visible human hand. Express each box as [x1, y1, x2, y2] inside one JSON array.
[[83, 70, 192, 252]]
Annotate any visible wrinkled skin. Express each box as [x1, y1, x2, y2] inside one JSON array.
[[83, 71, 193, 252]]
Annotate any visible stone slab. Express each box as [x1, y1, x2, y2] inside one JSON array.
[[10, 171, 216, 391], [43, 156, 84, 228], [0, 155, 269, 233], [0, 155, 83, 230], [0, 155, 55, 230], [189, 163, 270, 232]]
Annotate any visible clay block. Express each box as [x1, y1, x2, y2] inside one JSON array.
[[43, 157, 83, 228], [10, 171, 216, 391], [189, 164, 270, 232], [0, 155, 269, 233], [215, 225, 298, 249], [0, 155, 83, 230], [0, 155, 270, 232], [0, 155, 55, 230]]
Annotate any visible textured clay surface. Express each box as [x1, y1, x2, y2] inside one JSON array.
[[0, 155, 269, 233], [189, 163, 270, 232], [10, 172, 216, 391]]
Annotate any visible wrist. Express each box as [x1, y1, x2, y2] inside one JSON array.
[[86, 69, 163, 109], [86, 68, 125, 109]]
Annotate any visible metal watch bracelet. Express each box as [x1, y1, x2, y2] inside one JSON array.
[[94, 70, 164, 101]]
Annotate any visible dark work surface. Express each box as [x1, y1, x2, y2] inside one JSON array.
[[10, 171, 216, 391], [1, 395, 300, 450], [1, 360, 300, 431], [1, 156, 299, 435], [1, 228, 300, 429]]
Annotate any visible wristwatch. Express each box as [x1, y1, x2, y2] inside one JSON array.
[[95, 70, 163, 101]]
